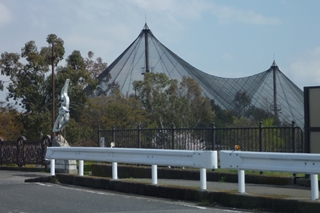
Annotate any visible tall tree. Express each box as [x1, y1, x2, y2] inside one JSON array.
[[55, 50, 102, 121], [133, 73, 179, 128], [0, 106, 23, 140], [0, 39, 57, 138], [179, 76, 215, 127], [133, 73, 214, 128], [232, 90, 252, 118], [85, 51, 107, 78], [0, 35, 109, 139]]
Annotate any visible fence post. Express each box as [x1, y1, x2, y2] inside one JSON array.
[[138, 123, 141, 148], [292, 121, 296, 152], [98, 126, 100, 147], [17, 136, 26, 167], [211, 123, 216, 150], [259, 121, 263, 152], [171, 123, 175, 150], [112, 126, 115, 143]]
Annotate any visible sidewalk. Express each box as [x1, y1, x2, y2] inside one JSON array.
[[123, 178, 313, 201]]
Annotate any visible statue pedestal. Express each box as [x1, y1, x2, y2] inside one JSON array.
[[48, 134, 78, 174]]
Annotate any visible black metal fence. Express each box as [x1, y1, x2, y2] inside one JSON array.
[[98, 122, 305, 153], [0, 135, 50, 167]]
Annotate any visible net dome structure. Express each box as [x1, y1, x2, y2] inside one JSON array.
[[91, 24, 304, 128]]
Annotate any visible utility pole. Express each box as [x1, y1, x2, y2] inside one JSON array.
[[51, 44, 56, 143]]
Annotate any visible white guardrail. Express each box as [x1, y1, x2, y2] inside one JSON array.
[[220, 150, 320, 201], [45, 147, 218, 190]]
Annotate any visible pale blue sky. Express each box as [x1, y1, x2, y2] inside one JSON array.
[[1, 0, 320, 103]]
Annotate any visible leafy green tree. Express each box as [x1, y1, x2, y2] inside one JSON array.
[[0, 34, 67, 139], [261, 118, 285, 151], [0, 106, 24, 140], [72, 91, 149, 146], [0, 35, 107, 140], [85, 51, 107, 78], [232, 90, 252, 118], [133, 73, 214, 128], [55, 50, 99, 121], [133, 73, 179, 128], [179, 76, 214, 127], [245, 105, 275, 123], [80, 91, 149, 129], [210, 99, 234, 127]]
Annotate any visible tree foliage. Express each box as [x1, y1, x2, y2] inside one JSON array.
[[80, 91, 149, 130], [0, 106, 23, 140], [0, 34, 106, 140], [55, 50, 99, 120], [85, 51, 107, 78], [133, 73, 214, 128], [0, 39, 56, 139]]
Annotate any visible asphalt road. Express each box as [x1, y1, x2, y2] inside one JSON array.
[[0, 170, 257, 213]]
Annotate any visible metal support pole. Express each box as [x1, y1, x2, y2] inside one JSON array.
[[238, 170, 245, 193], [152, 165, 157, 184], [200, 168, 207, 190], [51, 44, 56, 142], [79, 160, 84, 176], [310, 174, 319, 201], [112, 162, 118, 179], [50, 159, 55, 176]]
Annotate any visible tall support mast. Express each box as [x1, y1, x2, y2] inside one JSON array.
[[272, 61, 278, 119], [143, 23, 150, 73]]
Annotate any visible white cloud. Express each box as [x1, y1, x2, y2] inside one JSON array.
[[0, 2, 12, 26], [290, 46, 320, 88]]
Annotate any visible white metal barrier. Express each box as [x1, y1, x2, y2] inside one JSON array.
[[220, 150, 320, 201], [45, 147, 218, 190]]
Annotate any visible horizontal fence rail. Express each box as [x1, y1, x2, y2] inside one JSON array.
[[220, 150, 320, 201], [98, 122, 305, 153], [0, 136, 50, 167], [46, 147, 218, 190]]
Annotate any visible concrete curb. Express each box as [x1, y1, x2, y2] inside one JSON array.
[[28, 173, 320, 213]]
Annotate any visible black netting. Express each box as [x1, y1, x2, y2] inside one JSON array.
[[92, 26, 304, 128]]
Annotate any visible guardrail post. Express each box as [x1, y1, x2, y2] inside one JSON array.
[[112, 162, 118, 179], [292, 121, 296, 152], [152, 165, 157, 184], [238, 170, 245, 193], [200, 168, 207, 190], [79, 160, 84, 176], [50, 159, 55, 176], [311, 174, 319, 201], [171, 123, 175, 149]]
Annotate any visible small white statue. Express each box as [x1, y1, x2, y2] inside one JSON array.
[[52, 79, 70, 133]]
